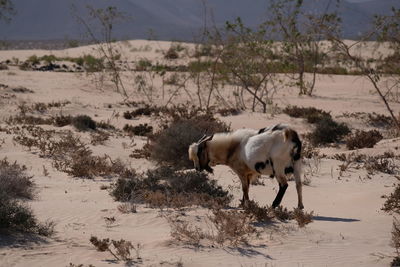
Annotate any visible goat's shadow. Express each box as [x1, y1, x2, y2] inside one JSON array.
[[0, 231, 50, 249], [224, 245, 274, 260], [313, 216, 360, 223]]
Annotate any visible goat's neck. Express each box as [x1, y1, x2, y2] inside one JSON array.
[[207, 138, 236, 166]]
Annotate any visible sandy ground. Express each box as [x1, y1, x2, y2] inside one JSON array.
[[0, 40, 400, 267]]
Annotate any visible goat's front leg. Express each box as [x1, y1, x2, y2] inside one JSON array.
[[272, 176, 288, 208], [239, 174, 250, 207], [294, 160, 304, 209]]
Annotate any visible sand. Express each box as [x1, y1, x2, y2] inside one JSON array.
[[0, 40, 399, 267]]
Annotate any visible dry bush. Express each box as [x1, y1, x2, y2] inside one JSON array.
[[90, 131, 110, 145], [90, 236, 142, 263], [383, 184, 400, 214], [209, 209, 256, 246], [216, 107, 242, 117], [7, 114, 53, 125], [110, 166, 231, 208], [365, 154, 397, 175], [367, 112, 393, 128], [129, 143, 151, 159], [272, 206, 313, 227], [169, 218, 206, 247], [0, 159, 54, 236], [283, 105, 331, 123], [13, 126, 129, 178], [334, 152, 398, 176], [302, 141, 319, 159], [392, 219, 400, 253], [168, 209, 256, 247], [123, 123, 153, 137], [71, 115, 96, 131], [53, 114, 72, 127], [0, 158, 34, 199], [243, 200, 273, 223], [346, 130, 383, 150], [149, 110, 230, 169], [308, 117, 350, 145], [292, 208, 314, 227]]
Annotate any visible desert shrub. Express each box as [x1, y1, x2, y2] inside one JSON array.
[[150, 112, 230, 169], [90, 131, 110, 145], [13, 127, 128, 178], [391, 256, 400, 267], [367, 112, 393, 128], [283, 105, 331, 124], [123, 105, 161, 119], [209, 209, 256, 246], [53, 115, 72, 127], [7, 114, 53, 125], [110, 166, 231, 208], [168, 219, 206, 247], [96, 121, 116, 130], [90, 236, 142, 262], [346, 130, 383, 150], [392, 219, 400, 254], [82, 55, 104, 72], [292, 208, 314, 227], [123, 124, 153, 137], [71, 115, 96, 131], [165, 47, 179, 59], [217, 107, 242, 117], [168, 209, 256, 247], [243, 200, 273, 223], [0, 158, 34, 200], [308, 117, 350, 145], [272, 205, 313, 227], [365, 155, 397, 175], [0, 160, 54, 236], [383, 184, 400, 214], [123, 111, 133, 120]]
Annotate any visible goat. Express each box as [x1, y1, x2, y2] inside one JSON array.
[[188, 124, 303, 209]]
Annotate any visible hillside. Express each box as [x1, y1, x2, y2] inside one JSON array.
[[0, 0, 399, 42]]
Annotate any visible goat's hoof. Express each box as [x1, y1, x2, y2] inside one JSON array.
[[298, 204, 304, 210]]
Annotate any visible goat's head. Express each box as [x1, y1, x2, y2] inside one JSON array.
[[188, 134, 214, 173]]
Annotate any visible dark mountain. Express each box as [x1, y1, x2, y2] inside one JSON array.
[[0, 0, 399, 42]]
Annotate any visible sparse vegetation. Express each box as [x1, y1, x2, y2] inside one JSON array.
[[383, 184, 400, 214], [123, 123, 153, 137], [149, 109, 230, 169], [346, 130, 383, 150], [72, 115, 97, 131], [90, 236, 142, 263], [110, 166, 232, 208], [308, 117, 350, 145], [0, 158, 54, 235], [283, 105, 331, 123]]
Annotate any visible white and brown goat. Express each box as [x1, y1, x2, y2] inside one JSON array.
[[188, 124, 303, 209]]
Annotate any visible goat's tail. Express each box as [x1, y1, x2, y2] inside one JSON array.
[[284, 128, 302, 161]]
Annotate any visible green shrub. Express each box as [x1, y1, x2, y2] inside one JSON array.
[[0, 159, 54, 236], [110, 166, 231, 208], [123, 124, 153, 136], [283, 105, 331, 123], [383, 184, 400, 214], [308, 117, 350, 145], [0, 159, 34, 200], [72, 115, 96, 131], [149, 113, 230, 169], [346, 130, 383, 150]]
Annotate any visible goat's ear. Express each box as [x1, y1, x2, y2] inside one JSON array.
[[283, 128, 291, 142]]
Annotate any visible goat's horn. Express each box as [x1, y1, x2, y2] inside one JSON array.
[[197, 134, 213, 144]]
